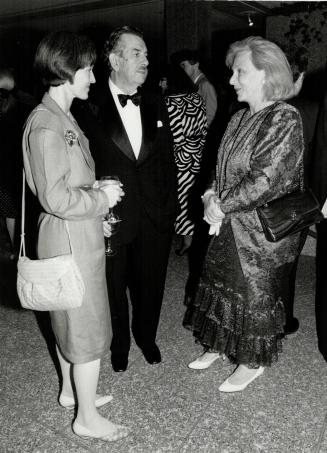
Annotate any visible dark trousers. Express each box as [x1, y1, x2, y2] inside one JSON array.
[[106, 215, 172, 356], [185, 219, 210, 299], [282, 229, 309, 324], [315, 220, 327, 361]]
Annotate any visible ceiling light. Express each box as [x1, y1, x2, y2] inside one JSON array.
[[248, 13, 254, 27]]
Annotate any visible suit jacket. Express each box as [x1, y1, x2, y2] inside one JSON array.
[[195, 73, 217, 126], [73, 88, 178, 243], [23, 93, 112, 357]]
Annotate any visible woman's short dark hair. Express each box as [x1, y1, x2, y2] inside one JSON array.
[[226, 36, 296, 101], [171, 49, 199, 66], [103, 25, 144, 71], [34, 31, 96, 87], [165, 64, 197, 95]]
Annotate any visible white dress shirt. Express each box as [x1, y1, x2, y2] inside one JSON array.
[[109, 78, 142, 159]]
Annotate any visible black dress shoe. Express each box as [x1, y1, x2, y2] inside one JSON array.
[[141, 345, 161, 364], [284, 317, 299, 336], [111, 353, 128, 372]]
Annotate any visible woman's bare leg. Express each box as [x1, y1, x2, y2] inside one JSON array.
[[183, 234, 193, 249], [56, 345, 74, 398], [73, 359, 127, 437]]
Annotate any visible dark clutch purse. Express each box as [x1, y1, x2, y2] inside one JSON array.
[[256, 187, 323, 242]]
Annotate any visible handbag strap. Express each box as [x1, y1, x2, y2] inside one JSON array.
[[19, 169, 26, 258], [19, 169, 74, 258]]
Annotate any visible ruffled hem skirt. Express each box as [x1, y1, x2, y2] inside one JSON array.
[[183, 221, 286, 367]]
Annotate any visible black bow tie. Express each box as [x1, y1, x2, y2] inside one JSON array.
[[118, 92, 141, 107]]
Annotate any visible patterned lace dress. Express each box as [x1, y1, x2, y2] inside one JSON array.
[[165, 92, 207, 235], [183, 102, 304, 367]]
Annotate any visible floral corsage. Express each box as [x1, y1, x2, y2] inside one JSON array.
[[64, 130, 78, 147]]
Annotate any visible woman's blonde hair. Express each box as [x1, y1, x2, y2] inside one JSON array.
[[226, 36, 298, 101]]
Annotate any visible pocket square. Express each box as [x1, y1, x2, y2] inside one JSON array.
[[157, 120, 163, 128]]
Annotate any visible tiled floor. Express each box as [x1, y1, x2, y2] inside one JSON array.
[[1, 221, 327, 453]]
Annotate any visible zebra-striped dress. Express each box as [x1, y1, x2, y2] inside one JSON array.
[[166, 92, 207, 235]]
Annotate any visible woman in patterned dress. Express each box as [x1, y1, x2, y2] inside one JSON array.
[[183, 36, 305, 392], [23, 31, 128, 441], [165, 68, 207, 255]]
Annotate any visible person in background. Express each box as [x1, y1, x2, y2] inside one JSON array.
[[183, 36, 304, 392], [163, 65, 207, 256], [309, 62, 327, 362], [171, 49, 219, 305], [176, 49, 217, 127], [283, 74, 319, 336], [0, 68, 32, 258], [74, 26, 178, 373], [23, 31, 128, 441], [159, 75, 168, 96]]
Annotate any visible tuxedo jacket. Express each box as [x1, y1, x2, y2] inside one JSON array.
[[73, 88, 178, 244]]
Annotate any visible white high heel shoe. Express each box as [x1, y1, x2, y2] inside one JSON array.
[[219, 366, 264, 392], [59, 393, 113, 410], [188, 352, 221, 370]]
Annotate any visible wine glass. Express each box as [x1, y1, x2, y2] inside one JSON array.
[[100, 176, 122, 257]]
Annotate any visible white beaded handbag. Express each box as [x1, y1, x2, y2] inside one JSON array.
[[17, 170, 85, 311]]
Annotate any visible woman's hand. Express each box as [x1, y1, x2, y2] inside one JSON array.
[[202, 190, 225, 225], [102, 219, 112, 238], [100, 183, 125, 208], [321, 198, 327, 219]]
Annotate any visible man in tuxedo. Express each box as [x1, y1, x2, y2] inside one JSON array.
[[76, 26, 177, 372]]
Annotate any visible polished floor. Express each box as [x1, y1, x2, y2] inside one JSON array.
[[1, 222, 327, 453]]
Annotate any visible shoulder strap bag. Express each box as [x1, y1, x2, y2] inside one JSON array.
[[17, 170, 85, 311], [256, 159, 323, 242]]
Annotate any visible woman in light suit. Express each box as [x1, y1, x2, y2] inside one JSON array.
[[23, 31, 128, 441]]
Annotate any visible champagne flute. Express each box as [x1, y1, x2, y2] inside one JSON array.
[[100, 175, 122, 257]]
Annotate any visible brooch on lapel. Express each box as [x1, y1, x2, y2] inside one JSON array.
[[64, 130, 77, 147]]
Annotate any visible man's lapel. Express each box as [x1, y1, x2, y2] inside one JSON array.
[[100, 91, 136, 162]]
